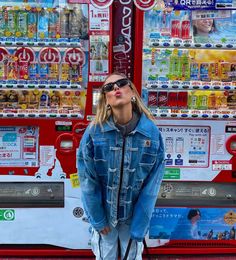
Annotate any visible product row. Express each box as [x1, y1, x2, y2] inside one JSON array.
[[0, 6, 88, 41], [143, 48, 236, 82], [0, 89, 86, 113], [0, 46, 86, 83], [143, 90, 236, 110], [144, 9, 236, 45]]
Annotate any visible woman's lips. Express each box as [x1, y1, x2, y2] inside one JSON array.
[[115, 91, 121, 97]]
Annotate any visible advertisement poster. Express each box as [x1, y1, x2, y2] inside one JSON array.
[[149, 207, 236, 241], [160, 125, 210, 168], [0, 126, 38, 167]]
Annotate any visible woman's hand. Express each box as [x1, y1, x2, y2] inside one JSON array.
[[100, 226, 111, 235]]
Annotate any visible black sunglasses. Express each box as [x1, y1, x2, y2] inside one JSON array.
[[102, 78, 131, 93]]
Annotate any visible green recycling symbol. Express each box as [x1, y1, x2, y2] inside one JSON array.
[[2, 210, 15, 221]]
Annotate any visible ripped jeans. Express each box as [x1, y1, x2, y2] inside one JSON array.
[[91, 222, 144, 260]]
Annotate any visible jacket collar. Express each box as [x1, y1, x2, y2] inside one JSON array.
[[102, 113, 152, 138]]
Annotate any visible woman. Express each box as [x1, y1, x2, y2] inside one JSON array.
[[78, 72, 165, 259], [192, 18, 216, 43]]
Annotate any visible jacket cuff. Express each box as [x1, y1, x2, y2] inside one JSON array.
[[130, 235, 144, 242], [92, 217, 109, 232]]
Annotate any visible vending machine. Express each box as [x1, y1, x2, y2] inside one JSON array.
[[133, 0, 236, 256], [0, 0, 113, 257]]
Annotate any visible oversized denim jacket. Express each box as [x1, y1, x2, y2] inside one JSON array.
[[77, 113, 165, 241]]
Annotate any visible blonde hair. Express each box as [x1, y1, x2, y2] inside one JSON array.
[[93, 72, 154, 126]]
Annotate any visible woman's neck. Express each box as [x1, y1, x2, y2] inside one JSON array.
[[112, 108, 133, 125]]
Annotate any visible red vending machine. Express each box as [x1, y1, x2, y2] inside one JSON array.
[[0, 0, 112, 257], [133, 0, 236, 257]]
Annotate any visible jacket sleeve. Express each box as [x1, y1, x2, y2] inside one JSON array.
[[130, 131, 165, 241], [77, 127, 108, 231]]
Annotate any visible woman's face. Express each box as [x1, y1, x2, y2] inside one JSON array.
[[103, 74, 134, 110], [193, 19, 214, 34]]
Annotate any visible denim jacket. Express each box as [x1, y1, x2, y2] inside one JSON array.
[[78, 113, 165, 241]]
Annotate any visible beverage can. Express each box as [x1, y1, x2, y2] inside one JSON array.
[[220, 62, 231, 82], [147, 91, 158, 108], [200, 63, 210, 81], [209, 63, 219, 81], [198, 92, 208, 110], [157, 91, 168, 108], [69, 64, 80, 82], [171, 20, 181, 38], [49, 63, 59, 80], [18, 61, 29, 80], [60, 62, 70, 81], [0, 62, 6, 80], [168, 91, 178, 108], [29, 62, 38, 80], [188, 93, 198, 109], [190, 62, 199, 80], [7, 60, 18, 80], [38, 63, 48, 79], [208, 92, 216, 109], [181, 20, 190, 39], [177, 91, 188, 108]]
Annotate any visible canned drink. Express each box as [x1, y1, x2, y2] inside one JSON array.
[[168, 91, 178, 108], [157, 91, 168, 108], [190, 62, 199, 80], [171, 20, 181, 38], [200, 63, 210, 81], [29, 62, 38, 80], [147, 91, 158, 108], [0, 62, 6, 79], [38, 63, 48, 79], [7, 61, 18, 80], [60, 62, 70, 81], [220, 62, 231, 82], [16, 11, 28, 37], [69, 64, 80, 82], [18, 61, 29, 79], [177, 91, 188, 108], [48, 63, 59, 80], [209, 63, 219, 81], [181, 20, 190, 39], [230, 63, 236, 81], [39, 90, 50, 108]]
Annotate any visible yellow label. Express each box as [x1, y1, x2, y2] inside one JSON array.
[[33, 89, 39, 95], [56, 33, 60, 39], [25, 5, 31, 11], [16, 31, 21, 37], [21, 104, 27, 109], [224, 210, 236, 225], [39, 32, 45, 39], [28, 32, 34, 38], [5, 31, 11, 37], [70, 173, 80, 188]]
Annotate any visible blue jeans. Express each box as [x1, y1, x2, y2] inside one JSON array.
[[91, 222, 144, 260]]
